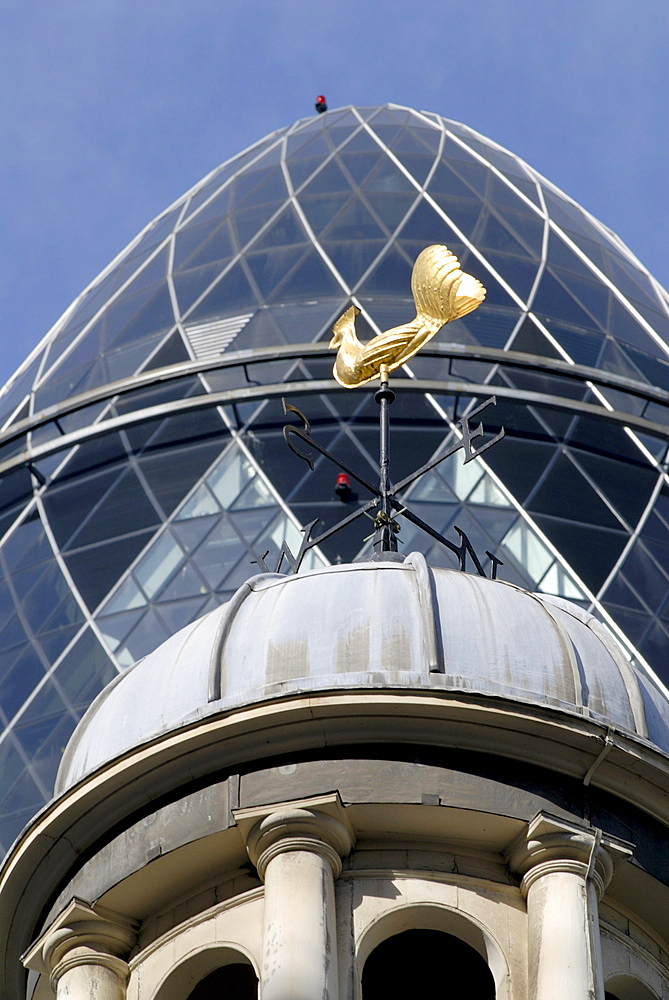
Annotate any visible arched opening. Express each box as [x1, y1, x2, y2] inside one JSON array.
[[152, 945, 259, 1000], [185, 963, 258, 1000], [362, 928, 496, 999], [605, 975, 659, 1000]]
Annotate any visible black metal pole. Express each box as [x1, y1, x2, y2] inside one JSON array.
[[373, 365, 397, 553]]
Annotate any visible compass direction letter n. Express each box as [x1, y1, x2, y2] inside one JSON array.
[[252, 519, 321, 575]]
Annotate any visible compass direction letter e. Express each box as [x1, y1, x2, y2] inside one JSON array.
[[459, 396, 505, 464]]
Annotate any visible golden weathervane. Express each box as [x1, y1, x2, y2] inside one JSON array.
[[267, 245, 503, 574], [329, 244, 486, 388]]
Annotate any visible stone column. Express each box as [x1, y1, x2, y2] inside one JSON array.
[[22, 898, 136, 1000], [508, 814, 632, 1000], [235, 794, 354, 1000]]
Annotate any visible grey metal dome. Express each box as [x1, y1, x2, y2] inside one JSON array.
[[57, 554, 669, 792]]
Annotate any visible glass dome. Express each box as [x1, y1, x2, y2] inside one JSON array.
[[0, 103, 668, 856]]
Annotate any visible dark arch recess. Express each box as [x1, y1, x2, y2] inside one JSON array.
[[186, 962, 258, 1000], [362, 928, 495, 1000]]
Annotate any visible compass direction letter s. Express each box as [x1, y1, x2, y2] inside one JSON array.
[[282, 399, 315, 471]]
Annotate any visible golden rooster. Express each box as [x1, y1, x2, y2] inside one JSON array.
[[329, 244, 486, 388]]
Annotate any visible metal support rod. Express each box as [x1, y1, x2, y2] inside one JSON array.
[[373, 365, 397, 553]]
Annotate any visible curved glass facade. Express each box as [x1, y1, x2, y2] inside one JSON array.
[[1, 103, 668, 854]]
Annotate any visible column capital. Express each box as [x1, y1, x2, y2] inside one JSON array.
[[507, 812, 633, 899], [22, 898, 137, 991], [234, 793, 355, 879]]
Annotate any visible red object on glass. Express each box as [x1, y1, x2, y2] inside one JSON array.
[[335, 473, 351, 499]]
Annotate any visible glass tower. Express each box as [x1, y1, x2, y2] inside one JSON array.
[[1, 104, 668, 856]]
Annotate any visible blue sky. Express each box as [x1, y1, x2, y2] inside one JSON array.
[[0, 0, 667, 388]]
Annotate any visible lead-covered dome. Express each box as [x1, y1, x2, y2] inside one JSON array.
[[57, 556, 669, 792]]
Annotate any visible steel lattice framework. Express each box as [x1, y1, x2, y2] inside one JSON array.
[[1, 104, 669, 855]]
